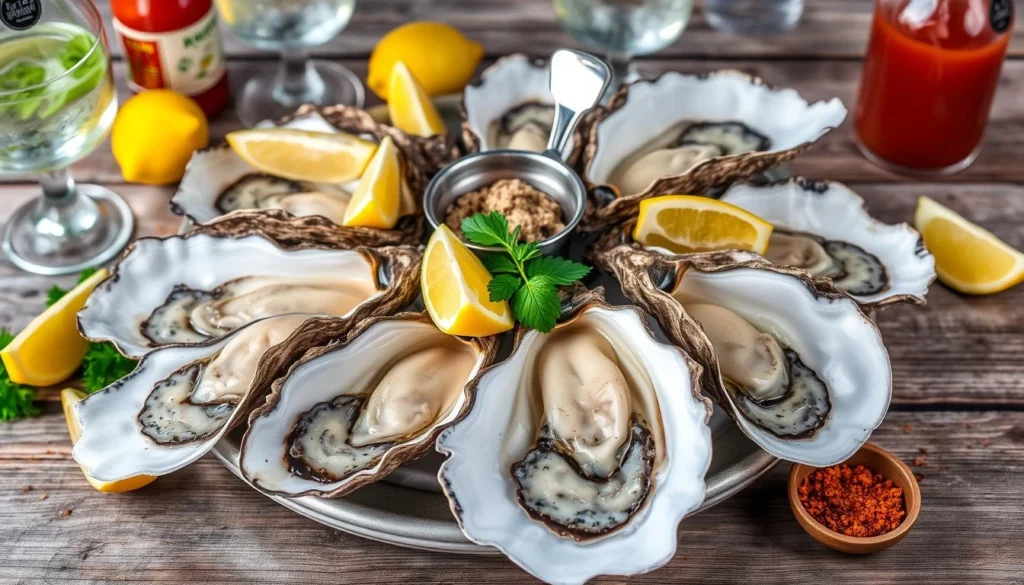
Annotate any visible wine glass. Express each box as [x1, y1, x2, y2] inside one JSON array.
[[0, 0, 133, 276], [552, 0, 693, 98], [215, 0, 364, 127]]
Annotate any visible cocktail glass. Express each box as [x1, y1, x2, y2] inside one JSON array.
[[0, 0, 133, 275], [215, 0, 364, 127]]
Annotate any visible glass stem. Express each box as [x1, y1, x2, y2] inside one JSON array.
[[274, 49, 325, 107], [604, 52, 634, 103], [33, 168, 99, 239]]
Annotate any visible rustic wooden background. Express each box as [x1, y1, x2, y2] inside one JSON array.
[[2, 1, 1024, 583]]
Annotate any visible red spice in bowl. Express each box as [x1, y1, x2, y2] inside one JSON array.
[[798, 463, 906, 537]]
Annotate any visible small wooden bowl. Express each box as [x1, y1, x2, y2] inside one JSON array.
[[788, 442, 921, 554]]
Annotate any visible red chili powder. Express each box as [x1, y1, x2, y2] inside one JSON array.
[[798, 463, 906, 537]]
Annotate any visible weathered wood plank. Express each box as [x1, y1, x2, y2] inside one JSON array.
[[0, 411, 1021, 584], [93, 0, 1024, 60]]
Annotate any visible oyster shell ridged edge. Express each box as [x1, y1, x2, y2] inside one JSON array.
[[241, 311, 501, 499], [577, 70, 841, 232]]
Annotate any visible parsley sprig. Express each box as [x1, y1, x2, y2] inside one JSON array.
[[0, 329, 40, 422], [461, 212, 590, 333]]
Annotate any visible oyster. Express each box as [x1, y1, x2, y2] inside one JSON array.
[[580, 70, 848, 230], [78, 211, 421, 357], [437, 288, 712, 585], [73, 314, 318, 481], [173, 106, 442, 245], [488, 101, 555, 152], [720, 179, 936, 309], [239, 313, 499, 497], [599, 246, 891, 466]]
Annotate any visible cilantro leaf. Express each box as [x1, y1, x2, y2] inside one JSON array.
[[81, 343, 137, 394], [482, 254, 519, 274], [513, 240, 541, 264], [461, 212, 509, 247], [527, 256, 591, 285], [488, 274, 522, 302], [0, 328, 39, 422], [512, 276, 561, 333]]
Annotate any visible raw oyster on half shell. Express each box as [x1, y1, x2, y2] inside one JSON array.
[[580, 70, 848, 230], [78, 211, 422, 357], [437, 288, 712, 585], [599, 246, 891, 467], [239, 313, 499, 497], [720, 179, 936, 309]]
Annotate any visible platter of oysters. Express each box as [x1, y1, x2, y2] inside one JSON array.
[[70, 50, 935, 585]]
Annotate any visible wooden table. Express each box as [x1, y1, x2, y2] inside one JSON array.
[[2, 2, 1023, 583]]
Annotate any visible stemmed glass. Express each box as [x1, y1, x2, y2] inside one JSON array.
[[552, 0, 693, 98], [0, 0, 133, 275], [215, 0, 364, 127]]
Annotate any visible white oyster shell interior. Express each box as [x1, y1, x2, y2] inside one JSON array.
[[72, 315, 306, 481], [77, 233, 380, 358], [436, 306, 711, 585], [463, 54, 556, 152], [673, 267, 891, 466], [720, 179, 936, 308], [586, 70, 848, 185], [173, 113, 359, 224], [239, 318, 489, 497]]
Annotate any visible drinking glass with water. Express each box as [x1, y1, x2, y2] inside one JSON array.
[[0, 0, 134, 275], [553, 0, 693, 97], [214, 0, 363, 126]]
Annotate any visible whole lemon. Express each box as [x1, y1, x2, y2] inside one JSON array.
[[368, 22, 484, 100], [111, 90, 209, 185]]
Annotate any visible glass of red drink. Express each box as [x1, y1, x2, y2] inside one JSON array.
[[854, 0, 1013, 176]]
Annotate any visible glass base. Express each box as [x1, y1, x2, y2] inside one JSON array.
[[855, 137, 981, 178], [2, 185, 134, 276], [237, 60, 365, 127]]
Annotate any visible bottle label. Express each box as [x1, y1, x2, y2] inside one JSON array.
[[113, 6, 226, 96]]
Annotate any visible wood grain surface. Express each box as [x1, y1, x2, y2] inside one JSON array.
[[2, 0, 1023, 583]]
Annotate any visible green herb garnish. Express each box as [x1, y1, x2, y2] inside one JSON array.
[[0, 329, 40, 422], [47, 268, 136, 394], [461, 212, 591, 333]]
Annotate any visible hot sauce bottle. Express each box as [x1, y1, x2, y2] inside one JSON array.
[[112, 0, 230, 117], [854, 0, 1013, 175]]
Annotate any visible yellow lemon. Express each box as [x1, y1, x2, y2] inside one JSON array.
[[422, 225, 514, 337], [61, 388, 156, 493], [915, 196, 1024, 295], [633, 195, 774, 255], [111, 90, 209, 185], [368, 22, 484, 100], [1, 269, 108, 387], [342, 136, 402, 228], [387, 61, 446, 137], [226, 128, 378, 184]]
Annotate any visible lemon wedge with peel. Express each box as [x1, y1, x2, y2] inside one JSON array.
[[915, 196, 1024, 295], [342, 136, 402, 228], [1, 269, 107, 386], [632, 195, 774, 255], [388, 61, 446, 137], [62, 388, 156, 493], [226, 128, 377, 183], [422, 225, 514, 337]]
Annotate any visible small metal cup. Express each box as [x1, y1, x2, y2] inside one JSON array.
[[423, 49, 610, 257]]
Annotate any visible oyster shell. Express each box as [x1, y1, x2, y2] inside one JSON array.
[[599, 246, 891, 466], [78, 211, 421, 358], [172, 105, 452, 243], [238, 313, 499, 497], [580, 70, 848, 230], [437, 288, 712, 585], [720, 178, 936, 310]]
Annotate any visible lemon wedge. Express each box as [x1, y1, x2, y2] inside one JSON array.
[[226, 128, 377, 184], [915, 196, 1024, 295], [1, 269, 107, 386], [422, 225, 514, 337], [632, 195, 774, 255], [387, 61, 446, 137], [61, 388, 156, 493], [342, 136, 402, 228]]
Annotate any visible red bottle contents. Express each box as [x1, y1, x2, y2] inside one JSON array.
[[112, 0, 230, 117], [855, 0, 1012, 172]]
